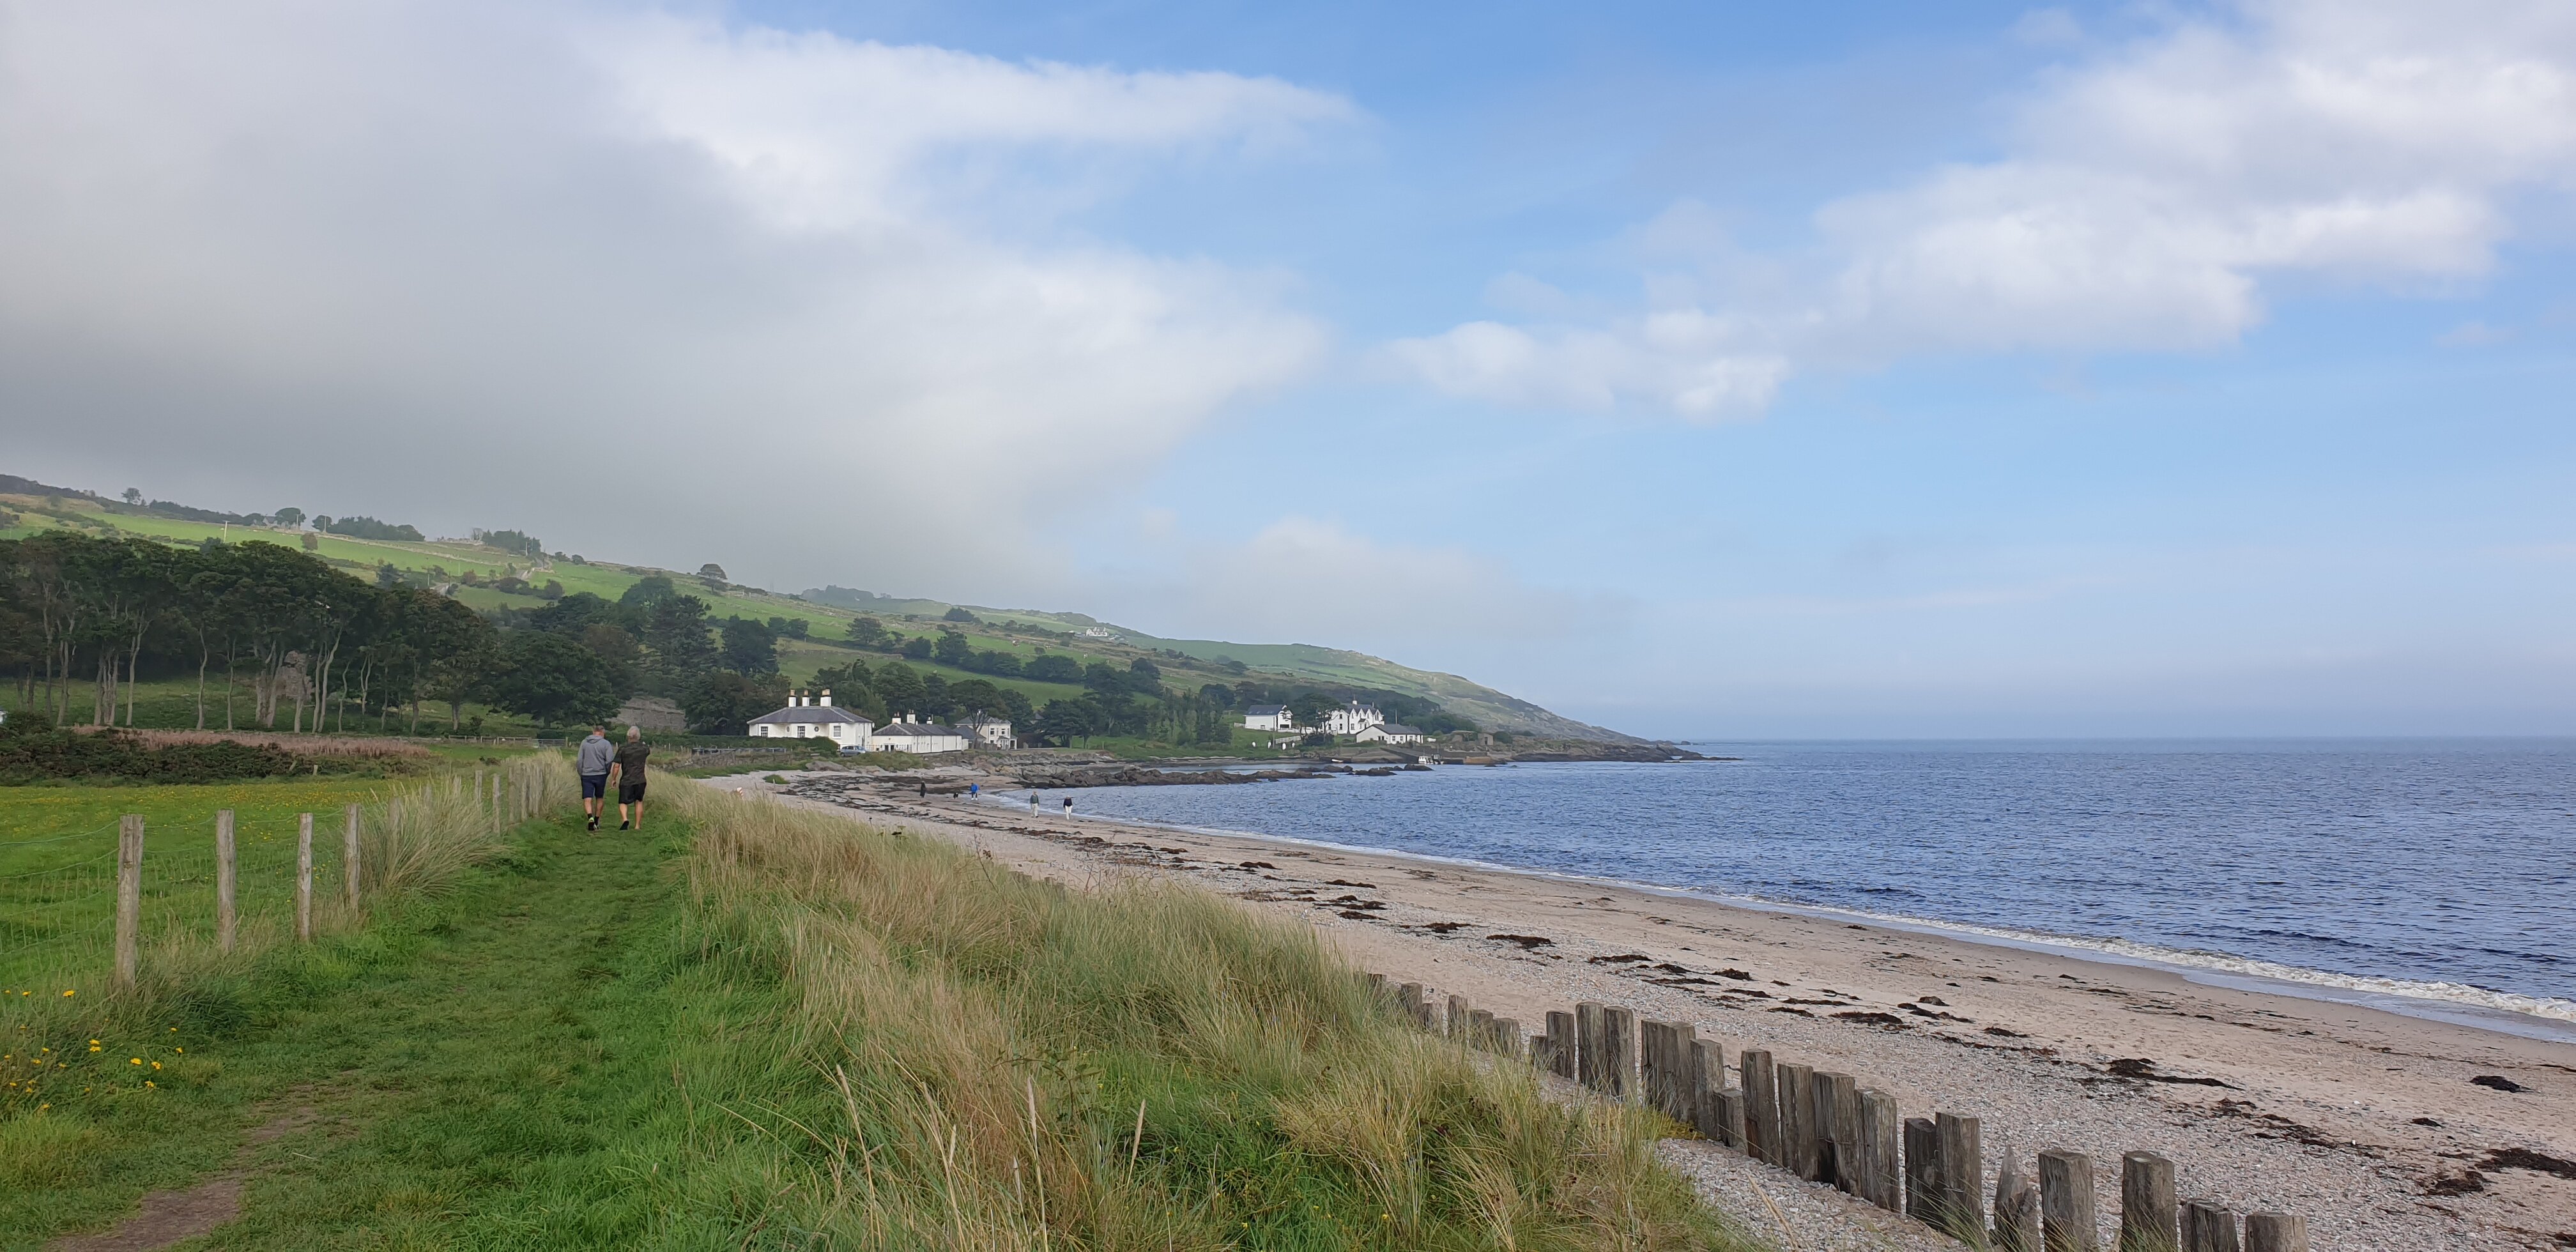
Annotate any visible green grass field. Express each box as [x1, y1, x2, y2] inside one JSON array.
[[0, 774, 1756, 1250]]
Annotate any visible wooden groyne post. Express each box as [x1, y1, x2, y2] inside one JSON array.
[[1936, 1111, 1985, 1240], [2041, 1148, 2099, 1251], [2122, 1151, 2177, 1252]]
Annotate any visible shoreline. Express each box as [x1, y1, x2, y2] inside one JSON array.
[[734, 770, 2576, 1251], [959, 788, 2576, 1047]]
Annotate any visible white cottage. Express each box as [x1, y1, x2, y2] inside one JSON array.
[[871, 714, 969, 754], [1241, 704, 1294, 731], [747, 689, 873, 748], [1356, 722, 1424, 745], [961, 715, 1015, 749], [1322, 701, 1385, 737]]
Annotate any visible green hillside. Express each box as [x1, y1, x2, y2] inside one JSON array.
[[0, 482, 1637, 742]]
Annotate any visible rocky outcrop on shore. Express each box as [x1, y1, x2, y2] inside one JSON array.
[[1010, 764, 1344, 790]]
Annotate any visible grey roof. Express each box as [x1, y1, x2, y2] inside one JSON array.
[[1245, 705, 1286, 716], [1376, 724, 1422, 735], [748, 706, 873, 726], [873, 722, 965, 738]]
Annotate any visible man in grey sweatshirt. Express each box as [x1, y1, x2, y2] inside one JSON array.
[[576, 725, 615, 832]]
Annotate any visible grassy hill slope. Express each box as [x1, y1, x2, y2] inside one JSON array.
[[0, 482, 1640, 742]]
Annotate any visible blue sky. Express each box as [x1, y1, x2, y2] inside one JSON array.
[[4, 1, 2572, 737]]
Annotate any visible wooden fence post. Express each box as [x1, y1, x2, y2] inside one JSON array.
[[1446, 994, 1469, 1039], [1858, 1088, 1902, 1212], [2242, 1214, 2305, 1252], [1545, 1009, 1577, 1079], [1575, 1002, 1606, 1090], [2182, 1200, 2239, 1252], [215, 810, 238, 954], [114, 815, 144, 987], [1491, 1017, 1522, 1058], [1398, 982, 1429, 1029], [1601, 1007, 1636, 1100], [1903, 1117, 1938, 1221], [344, 804, 362, 909], [2041, 1149, 2099, 1252], [1741, 1050, 1778, 1164], [1936, 1112, 1986, 1240], [2122, 1152, 2178, 1252], [296, 813, 314, 942]]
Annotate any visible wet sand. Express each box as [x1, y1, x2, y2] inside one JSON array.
[[717, 774, 2576, 1251]]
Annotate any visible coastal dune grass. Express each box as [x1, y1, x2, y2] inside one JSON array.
[[673, 781, 1754, 1249]]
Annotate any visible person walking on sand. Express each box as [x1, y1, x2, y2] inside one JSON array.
[[1061, 796, 1073, 816], [608, 726, 650, 832], [576, 724, 615, 832]]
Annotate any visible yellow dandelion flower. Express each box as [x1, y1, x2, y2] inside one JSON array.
[[130, 1058, 141, 1065], [151, 1062, 162, 1071], [144, 1080, 155, 1088], [61, 989, 73, 997], [174, 1048, 183, 1054]]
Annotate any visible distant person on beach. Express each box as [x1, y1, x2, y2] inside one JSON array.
[[1062, 797, 1073, 816], [609, 726, 649, 831], [576, 725, 614, 832], [1030, 793, 1040, 814], [969, 782, 979, 798]]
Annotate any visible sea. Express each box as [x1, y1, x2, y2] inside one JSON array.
[[990, 740, 2576, 1042]]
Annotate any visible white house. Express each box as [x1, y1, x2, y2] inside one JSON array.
[[748, 689, 873, 748], [1322, 701, 1386, 737], [871, 714, 969, 754], [962, 715, 1015, 750], [1241, 704, 1294, 731], [1356, 722, 1425, 745]]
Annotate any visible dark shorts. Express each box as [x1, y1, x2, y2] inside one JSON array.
[[581, 774, 609, 799], [619, 779, 647, 804]]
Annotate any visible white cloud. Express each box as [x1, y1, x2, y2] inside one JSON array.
[[1396, 0, 2576, 413], [0, 1, 1345, 592], [589, 17, 1354, 233]]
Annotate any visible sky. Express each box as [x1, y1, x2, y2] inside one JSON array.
[[4, 0, 2574, 739]]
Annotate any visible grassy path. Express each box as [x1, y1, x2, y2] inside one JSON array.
[[13, 811, 762, 1250]]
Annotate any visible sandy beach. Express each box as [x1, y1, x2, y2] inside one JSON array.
[[717, 772, 2576, 1252]]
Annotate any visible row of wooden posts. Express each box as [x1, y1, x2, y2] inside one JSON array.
[[110, 768, 526, 988], [1371, 974, 2308, 1252]]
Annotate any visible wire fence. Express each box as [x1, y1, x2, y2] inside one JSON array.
[[0, 756, 576, 993]]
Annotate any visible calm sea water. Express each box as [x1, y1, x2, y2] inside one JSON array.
[[997, 740, 2576, 1035]]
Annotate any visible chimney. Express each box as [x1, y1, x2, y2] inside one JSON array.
[[793, 689, 806, 708], [819, 688, 832, 708]]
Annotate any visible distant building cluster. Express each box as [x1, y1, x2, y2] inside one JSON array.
[[1241, 699, 1424, 744], [747, 689, 1014, 754]]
